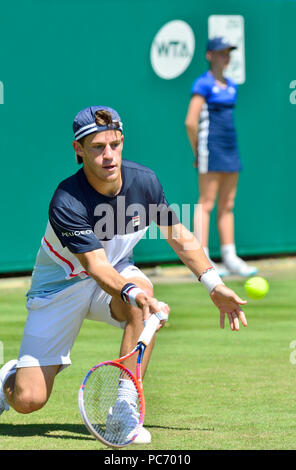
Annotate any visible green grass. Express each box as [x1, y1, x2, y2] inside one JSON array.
[[0, 275, 296, 450]]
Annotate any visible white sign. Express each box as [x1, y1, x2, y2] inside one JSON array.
[[0, 81, 3, 104], [208, 15, 245, 84], [150, 20, 195, 80], [289, 80, 296, 104]]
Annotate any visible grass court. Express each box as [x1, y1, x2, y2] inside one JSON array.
[[0, 262, 295, 450]]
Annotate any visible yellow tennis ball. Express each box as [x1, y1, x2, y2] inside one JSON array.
[[244, 276, 269, 299]]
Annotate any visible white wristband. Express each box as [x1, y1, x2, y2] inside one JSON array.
[[200, 269, 224, 293]]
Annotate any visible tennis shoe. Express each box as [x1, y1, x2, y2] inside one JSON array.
[[105, 399, 151, 445], [133, 424, 151, 444], [223, 256, 258, 277], [0, 359, 18, 415]]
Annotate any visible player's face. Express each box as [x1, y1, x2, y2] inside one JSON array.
[[78, 130, 123, 183], [207, 48, 231, 69]]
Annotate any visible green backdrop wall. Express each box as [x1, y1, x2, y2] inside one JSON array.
[[0, 0, 295, 273]]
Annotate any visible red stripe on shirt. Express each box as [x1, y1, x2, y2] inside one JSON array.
[[43, 237, 89, 278]]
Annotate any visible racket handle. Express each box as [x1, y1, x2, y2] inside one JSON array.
[[137, 310, 168, 346]]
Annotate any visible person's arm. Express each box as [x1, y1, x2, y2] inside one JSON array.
[[159, 223, 247, 331], [185, 94, 205, 163], [49, 203, 168, 321], [74, 248, 164, 321]]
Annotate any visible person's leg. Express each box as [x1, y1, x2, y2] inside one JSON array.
[[88, 269, 159, 444], [217, 172, 238, 246], [109, 276, 155, 379], [217, 173, 258, 276], [194, 172, 221, 248], [194, 172, 230, 275], [1, 278, 97, 415], [4, 364, 60, 414]]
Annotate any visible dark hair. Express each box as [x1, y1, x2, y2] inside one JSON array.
[[95, 109, 114, 126], [76, 109, 120, 164]]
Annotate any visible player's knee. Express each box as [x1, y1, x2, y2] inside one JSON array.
[[199, 198, 215, 214], [12, 386, 48, 414], [218, 198, 235, 214]]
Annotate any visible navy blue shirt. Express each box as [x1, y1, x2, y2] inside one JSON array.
[[49, 160, 177, 253], [27, 160, 178, 298]]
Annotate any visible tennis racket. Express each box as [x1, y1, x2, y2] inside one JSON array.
[[78, 309, 168, 448]]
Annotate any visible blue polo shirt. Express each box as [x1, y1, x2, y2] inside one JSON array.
[[191, 71, 242, 173]]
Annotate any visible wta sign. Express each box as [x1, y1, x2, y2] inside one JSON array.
[[150, 20, 195, 80]]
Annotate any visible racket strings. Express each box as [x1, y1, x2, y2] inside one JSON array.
[[83, 364, 140, 446]]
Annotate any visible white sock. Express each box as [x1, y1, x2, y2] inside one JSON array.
[[117, 379, 138, 405], [221, 243, 237, 261]]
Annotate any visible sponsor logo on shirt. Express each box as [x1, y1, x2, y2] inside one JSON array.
[[61, 230, 93, 237], [132, 213, 140, 227]]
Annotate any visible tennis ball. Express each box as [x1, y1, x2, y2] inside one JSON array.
[[244, 276, 269, 299]]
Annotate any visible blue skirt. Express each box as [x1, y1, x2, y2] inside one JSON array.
[[197, 139, 242, 174]]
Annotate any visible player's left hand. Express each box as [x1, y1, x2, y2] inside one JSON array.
[[210, 284, 248, 331], [139, 296, 170, 332], [156, 301, 170, 331]]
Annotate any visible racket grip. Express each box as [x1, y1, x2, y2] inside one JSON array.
[[137, 310, 168, 346]]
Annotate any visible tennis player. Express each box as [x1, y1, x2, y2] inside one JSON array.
[[0, 105, 247, 444], [185, 37, 258, 277]]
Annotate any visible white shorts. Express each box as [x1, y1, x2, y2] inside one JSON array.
[[17, 263, 152, 371]]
